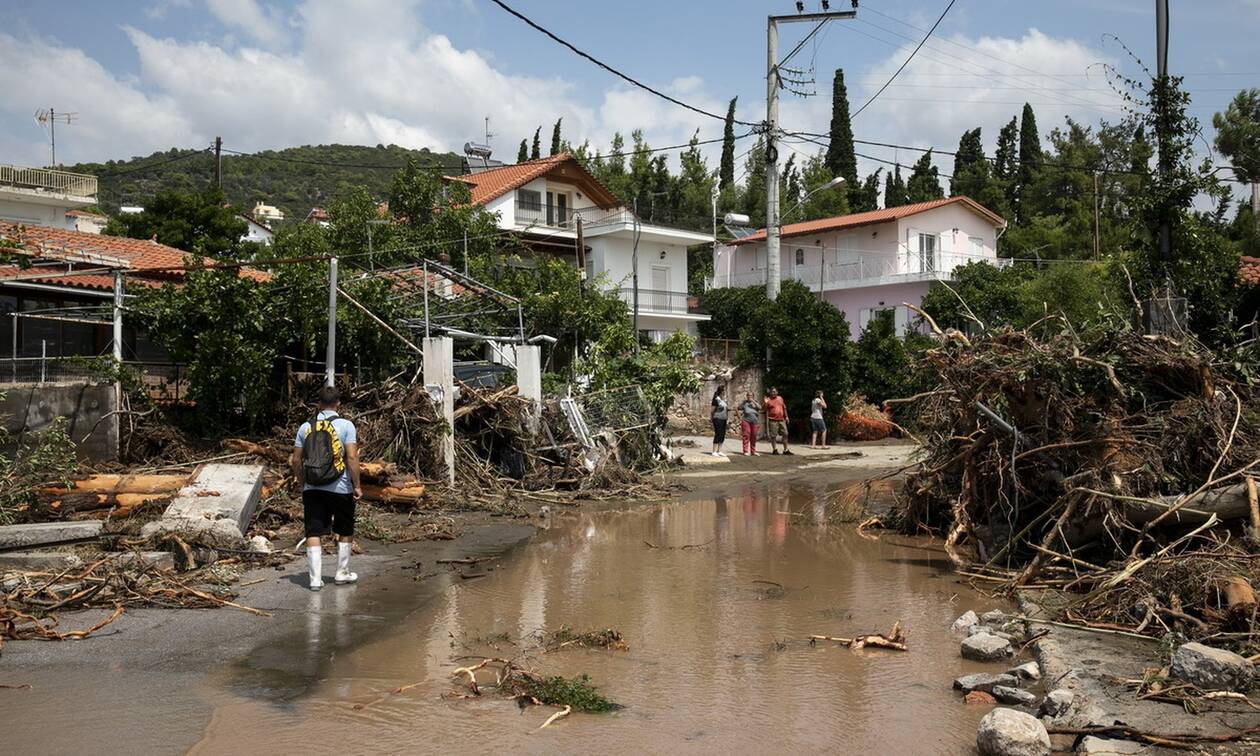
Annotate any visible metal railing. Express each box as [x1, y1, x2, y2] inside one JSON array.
[[617, 288, 703, 315], [709, 252, 1012, 290], [695, 337, 740, 363], [0, 164, 97, 198], [514, 201, 630, 230], [0, 357, 187, 401]]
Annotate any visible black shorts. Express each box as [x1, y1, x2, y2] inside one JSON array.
[[303, 489, 356, 538], [713, 417, 728, 444], [811, 417, 827, 433]]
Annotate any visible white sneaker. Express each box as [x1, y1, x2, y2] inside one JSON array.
[[334, 570, 358, 585]]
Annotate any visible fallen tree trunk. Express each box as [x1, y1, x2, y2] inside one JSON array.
[[361, 483, 426, 505], [1063, 483, 1253, 546], [42, 474, 188, 496]]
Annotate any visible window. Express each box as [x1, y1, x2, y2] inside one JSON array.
[[794, 248, 805, 266], [918, 233, 937, 272], [969, 236, 984, 256], [517, 189, 541, 210]]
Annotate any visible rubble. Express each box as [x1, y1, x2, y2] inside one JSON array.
[[991, 685, 1038, 706], [1039, 688, 1074, 718]]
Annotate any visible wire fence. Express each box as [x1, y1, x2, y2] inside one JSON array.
[[0, 358, 188, 402]]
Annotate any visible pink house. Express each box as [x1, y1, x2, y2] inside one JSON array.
[[710, 196, 1008, 338]]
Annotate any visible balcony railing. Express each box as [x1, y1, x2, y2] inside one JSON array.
[[709, 251, 1011, 290], [0, 164, 97, 199], [617, 288, 704, 315], [514, 202, 629, 230]]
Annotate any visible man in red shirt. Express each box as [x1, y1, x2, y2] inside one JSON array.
[[763, 386, 792, 455]]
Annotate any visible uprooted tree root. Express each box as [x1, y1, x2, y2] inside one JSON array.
[[450, 658, 621, 714], [809, 621, 908, 651]]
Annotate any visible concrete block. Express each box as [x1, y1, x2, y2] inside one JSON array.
[[0, 551, 85, 571], [106, 551, 175, 571], [0, 520, 103, 550], [679, 452, 731, 467], [159, 463, 264, 536], [0, 383, 118, 461]]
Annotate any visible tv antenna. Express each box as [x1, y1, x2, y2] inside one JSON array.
[[483, 116, 495, 149], [35, 108, 77, 167]]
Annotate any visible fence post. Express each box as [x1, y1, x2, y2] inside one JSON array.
[[40, 340, 46, 383]]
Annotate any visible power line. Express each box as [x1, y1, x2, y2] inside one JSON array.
[[852, 0, 957, 118], [487, 0, 755, 127], [219, 147, 461, 171], [96, 148, 213, 177]]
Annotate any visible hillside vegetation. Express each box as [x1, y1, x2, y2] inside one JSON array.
[[67, 143, 463, 221]]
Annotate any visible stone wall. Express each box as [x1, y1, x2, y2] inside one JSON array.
[[669, 366, 764, 430], [0, 382, 118, 461]]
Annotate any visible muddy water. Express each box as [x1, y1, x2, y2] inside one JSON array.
[[193, 481, 1004, 755]]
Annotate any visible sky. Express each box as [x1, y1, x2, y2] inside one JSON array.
[[1, 0, 1257, 187]]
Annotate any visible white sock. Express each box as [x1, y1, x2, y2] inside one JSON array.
[[307, 545, 322, 584], [337, 541, 351, 574]]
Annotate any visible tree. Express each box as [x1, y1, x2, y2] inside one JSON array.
[[1016, 103, 1042, 221], [798, 152, 849, 220], [517, 139, 528, 163], [920, 261, 1035, 331], [825, 69, 858, 186], [1214, 88, 1260, 223], [719, 97, 738, 190], [530, 127, 541, 160], [851, 311, 915, 405], [105, 188, 250, 259], [741, 137, 767, 228], [852, 169, 882, 212], [884, 163, 908, 208], [550, 119, 563, 156], [994, 117, 1019, 182], [906, 151, 943, 203]]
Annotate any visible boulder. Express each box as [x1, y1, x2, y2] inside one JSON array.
[[1077, 736, 1144, 754], [954, 673, 1020, 693], [991, 685, 1038, 707], [981, 609, 1008, 625], [1008, 662, 1041, 681], [952, 609, 980, 635], [977, 708, 1051, 756], [1038, 688, 1074, 719], [962, 633, 1014, 662], [1169, 642, 1255, 692]]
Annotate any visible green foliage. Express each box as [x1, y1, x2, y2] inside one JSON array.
[[68, 144, 459, 221], [906, 151, 943, 203], [550, 119, 563, 156], [921, 262, 1036, 331], [698, 285, 769, 341], [825, 69, 858, 186], [798, 152, 849, 220], [852, 169, 882, 213], [517, 140, 528, 163], [0, 416, 77, 526], [519, 673, 619, 713], [105, 188, 251, 259], [719, 97, 738, 190], [851, 311, 915, 405], [531, 127, 542, 160], [1016, 102, 1043, 222], [581, 326, 700, 419], [883, 163, 907, 209], [1214, 88, 1260, 183]]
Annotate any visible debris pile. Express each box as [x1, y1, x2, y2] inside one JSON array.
[[898, 320, 1260, 653], [837, 393, 892, 441]]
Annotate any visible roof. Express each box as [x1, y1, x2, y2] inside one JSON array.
[[1242, 255, 1260, 287], [304, 207, 330, 223], [0, 265, 161, 292], [65, 209, 107, 220], [444, 152, 621, 208], [730, 196, 1007, 245], [0, 222, 269, 292], [237, 213, 273, 232]]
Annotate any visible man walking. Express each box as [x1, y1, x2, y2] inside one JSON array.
[[764, 386, 791, 456], [290, 386, 362, 591]]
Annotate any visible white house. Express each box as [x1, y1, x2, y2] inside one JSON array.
[[239, 214, 274, 245], [449, 153, 713, 339], [0, 162, 98, 230], [711, 196, 1008, 338], [251, 200, 285, 224], [65, 209, 108, 234]]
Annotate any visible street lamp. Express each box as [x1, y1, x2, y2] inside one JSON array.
[[782, 175, 845, 222]]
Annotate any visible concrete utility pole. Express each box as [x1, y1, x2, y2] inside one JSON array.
[[214, 136, 223, 190], [632, 197, 641, 351], [765, 5, 857, 301], [1155, 0, 1171, 265], [325, 256, 338, 387]]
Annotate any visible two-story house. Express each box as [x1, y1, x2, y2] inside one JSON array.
[[711, 196, 1007, 338], [0, 162, 98, 230], [448, 153, 712, 340]]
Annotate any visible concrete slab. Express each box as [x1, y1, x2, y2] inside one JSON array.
[[0, 551, 85, 571], [0, 520, 104, 551], [679, 452, 732, 467], [157, 464, 265, 536]]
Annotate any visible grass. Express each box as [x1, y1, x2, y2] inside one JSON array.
[[518, 673, 621, 713]]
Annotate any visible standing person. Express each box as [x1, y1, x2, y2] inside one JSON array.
[[809, 390, 829, 449], [738, 392, 761, 456], [290, 385, 362, 591], [764, 386, 792, 455], [710, 385, 729, 457]]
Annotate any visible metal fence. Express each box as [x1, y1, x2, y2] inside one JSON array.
[[695, 338, 740, 364], [0, 163, 98, 198], [0, 357, 188, 401]]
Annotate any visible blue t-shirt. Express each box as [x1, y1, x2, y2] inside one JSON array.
[[294, 410, 358, 494]]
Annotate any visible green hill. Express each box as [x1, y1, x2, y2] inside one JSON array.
[[67, 143, 464, 221]]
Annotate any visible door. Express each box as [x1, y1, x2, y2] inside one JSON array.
[[651, 265, 670, 311], [918, 233, 937, 273]]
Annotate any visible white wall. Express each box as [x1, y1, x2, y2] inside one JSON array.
[[0, 198, 64, 227], [897, 202, 998, 271], [590, 234, 689, 295]]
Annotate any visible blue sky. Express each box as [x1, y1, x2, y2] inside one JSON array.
[[2, 0, 1257, 182]]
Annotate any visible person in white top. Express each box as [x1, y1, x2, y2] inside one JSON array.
[[809, 390, 829, 449]]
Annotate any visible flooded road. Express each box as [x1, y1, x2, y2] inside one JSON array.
[[192, 479, 1004, 755]]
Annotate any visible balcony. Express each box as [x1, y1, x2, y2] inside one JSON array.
[[515, 201, 626, 230], [0, 164, 97, 200], [709, 251, 1011, 291], [616, 288, 705, 316]]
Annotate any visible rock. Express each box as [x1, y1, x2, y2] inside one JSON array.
[[1169, 642, 1255, 692], [965, 691, 998, 705], [991, 685, 1038, 706], [977, 708, 1051, 756], [981, 609, 1008, 625], [952, 610, 980, 634], [954, 673, 1020, 693], [1039, 688, 1074, 718], [962, 632, 1014, 662], [1008, 662, 1041, 681], [969, 624, 1018, 642], [0, 551, 85, 571], [248, 535, 271, 554], [1077, 736, 1144, 754]]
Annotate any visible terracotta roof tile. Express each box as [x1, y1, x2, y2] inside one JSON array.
[[0, 265, 160, 291], [444, 152, 621, 208], [730, 196, 1006, 245], [1242, 255, 1260, 286]]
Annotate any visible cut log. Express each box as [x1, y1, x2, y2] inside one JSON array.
[[1064, 483, 1254, 546], [225, 439, 289, 465], [361, 483, 426, 504], [360, 461, 399, 483], [42, 474, 188, 497], [1220, 576, 1257, 624]]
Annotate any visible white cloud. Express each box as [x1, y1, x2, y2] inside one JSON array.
[[204, 0, 286, 47]]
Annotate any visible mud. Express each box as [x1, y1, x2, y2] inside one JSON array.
[[185, 479, 1005, 755]]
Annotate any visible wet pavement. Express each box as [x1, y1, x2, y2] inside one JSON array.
[[184, 478, 1004, 755]]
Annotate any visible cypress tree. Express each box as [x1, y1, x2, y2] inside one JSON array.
[[719, 97, 738, 190], [951, 127, 989, 198], [884, 163, 907, 208], [1016, 103, 1042, 220], [824, 69, 857, 185], [852, 169, 882, 212], [994, 116, 1018, 181], [550, 119, 563, 155], [530, 127, 541, 160], [906, 151, 944, 203], [517, 139, 528, 163]]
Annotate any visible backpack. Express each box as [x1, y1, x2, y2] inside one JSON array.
[[302, 412, 346, 485]]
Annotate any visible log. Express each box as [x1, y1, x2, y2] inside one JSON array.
[[1220, 576, 1257, 623], [42, 474, 188, 497], [1247, 476, 1260, 542], [361, 483, 426, 504], [360, 461, 399, 483], [225, 439, 289, 465], [1064, 483, 1253, 546]]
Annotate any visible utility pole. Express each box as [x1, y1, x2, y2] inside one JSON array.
[[1155, 0, 1170, 267], [632, 197, 641, 352], [214, 136, 223, 190], [325, 257, 338, 387], [112, 270, 124, 409], [765, 5, 857, 301], [1093, 171, 1101, 259]]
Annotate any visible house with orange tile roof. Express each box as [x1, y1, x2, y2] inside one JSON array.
[[448, 153, 713, 339], [712, 196, 1008, 338], [0, 161, 99, 231]]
